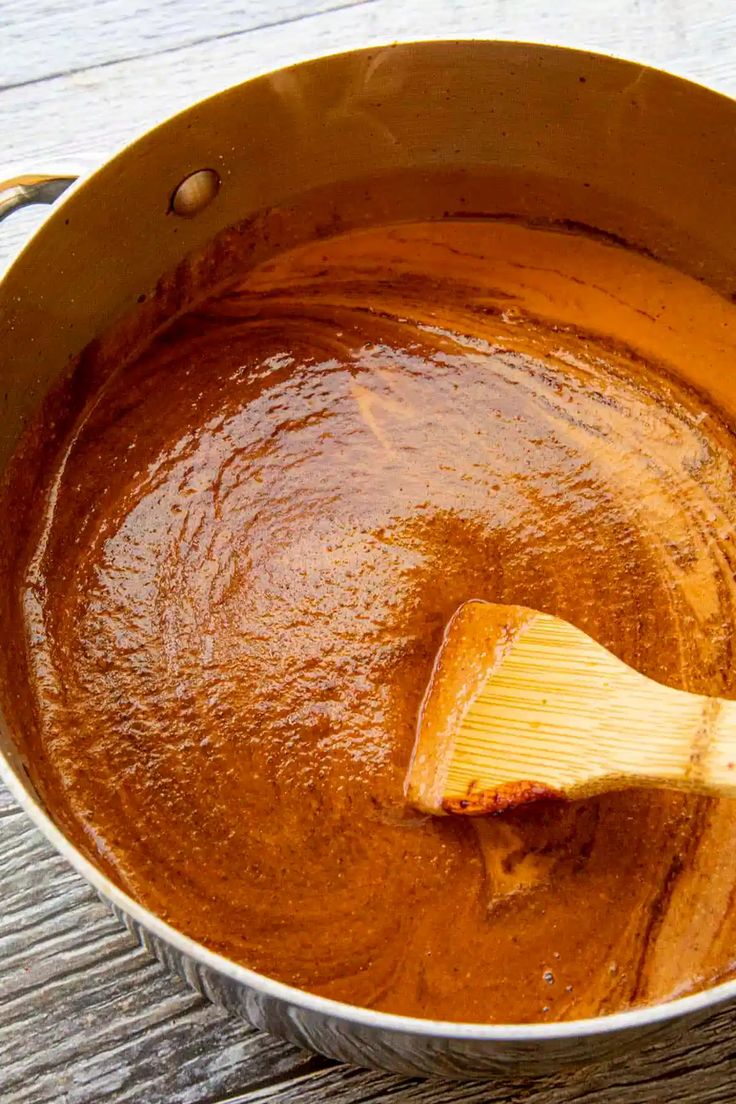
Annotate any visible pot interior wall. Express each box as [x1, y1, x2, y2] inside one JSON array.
[[3, 40, 736, 479]]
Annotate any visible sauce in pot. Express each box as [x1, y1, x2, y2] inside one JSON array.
[[5, 218, 736, 1022]]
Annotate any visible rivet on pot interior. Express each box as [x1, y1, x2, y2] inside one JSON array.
[[170, 169, 221, 218]]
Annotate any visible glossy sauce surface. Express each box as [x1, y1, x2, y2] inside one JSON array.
[[9, 220, 736, 1023]]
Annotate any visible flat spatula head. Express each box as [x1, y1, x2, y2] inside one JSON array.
[[405, 600, 734, 815], [405, 601, 554, 814]]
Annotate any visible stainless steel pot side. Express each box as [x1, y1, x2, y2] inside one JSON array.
[[2, 41, 736, 1078]]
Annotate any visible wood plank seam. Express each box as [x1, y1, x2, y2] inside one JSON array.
[[0, 0, 379, 94]]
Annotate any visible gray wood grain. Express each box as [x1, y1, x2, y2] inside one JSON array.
[[0, 785, 328, 1104], [3, 2, 736, 1101], [1, 0, 375, 88]]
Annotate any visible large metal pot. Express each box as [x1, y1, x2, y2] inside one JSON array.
[[2, 40, 736, 1079]]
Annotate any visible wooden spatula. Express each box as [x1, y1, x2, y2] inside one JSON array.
[[406, 600, 736, 815]]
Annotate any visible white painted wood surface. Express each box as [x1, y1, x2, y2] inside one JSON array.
[[3, 2, 736, 1100]]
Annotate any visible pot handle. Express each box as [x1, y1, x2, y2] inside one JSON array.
[[0, 172, 78, 222]]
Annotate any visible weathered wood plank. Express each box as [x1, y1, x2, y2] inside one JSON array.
[[1, 0, 376, 89], [211, 1037, 736, 1104], [0, 787, 324, 1104], [4, 0, 736, 100], [3, 2, 736, 1102]]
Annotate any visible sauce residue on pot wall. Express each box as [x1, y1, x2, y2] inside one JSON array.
[[4, 218, 736, 1023]]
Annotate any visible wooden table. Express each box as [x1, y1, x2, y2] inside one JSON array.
[[3, 2, 736, 1100]]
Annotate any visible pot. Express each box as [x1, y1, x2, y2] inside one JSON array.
[[2, 40, 736, 1079]]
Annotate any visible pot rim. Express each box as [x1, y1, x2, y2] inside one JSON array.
[[4, 36, 736, 1044]]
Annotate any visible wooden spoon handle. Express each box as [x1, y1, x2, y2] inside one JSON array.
[[584, 687, 736, 798], [683, 698, 736, 795]]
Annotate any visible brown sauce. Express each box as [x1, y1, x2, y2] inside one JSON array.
[[5, 218, 736, 1023]]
